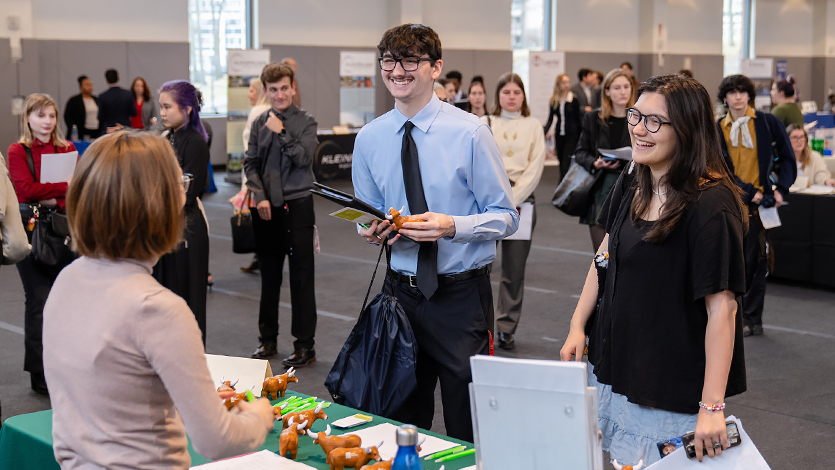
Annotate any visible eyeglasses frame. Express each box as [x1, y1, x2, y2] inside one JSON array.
[[626, 107, 672, 134]]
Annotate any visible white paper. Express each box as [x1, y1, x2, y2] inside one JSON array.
[[346, 423, 458, 461], [332, 414, 373, 429], [39, 151, 78, 183], [205, 354, 273, 398], [758, 206, 782, 230], [598, 146, 633, 161], [799, 185, 835, 195], [329, 207, 380, 226], [646, 416, 770, 470], [505, 202, 533, 240], [190, 449, 315, 469]]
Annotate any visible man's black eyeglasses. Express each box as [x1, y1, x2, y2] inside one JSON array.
[[626, 108, 672, 133], [378, 57, 434, 72]]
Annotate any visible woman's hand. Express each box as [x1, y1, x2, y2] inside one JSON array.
[[773, 190, 784, 208], [256, 200, 271, 221], [826, 178, 835, 187], [237, 398, 276, 432], [38, 198, 58, 206], [593, 158, 621, 170], [359, 219, 399, 246], [751, 191, 763, 204], [560, 327, 587, 362], [693, 409, 729, 462]]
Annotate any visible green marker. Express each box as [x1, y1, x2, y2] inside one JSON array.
[[245, 390, 256, 402], [435, 448, 474, 463], [359, 223, 370, 229], [424, 446, 465, 461]]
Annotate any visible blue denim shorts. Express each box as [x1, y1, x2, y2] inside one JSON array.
[[588, 369, 698, 467]]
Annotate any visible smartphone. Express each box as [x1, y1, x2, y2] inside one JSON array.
[[601, 156, 618, 162], [682, 421, 742, 459]]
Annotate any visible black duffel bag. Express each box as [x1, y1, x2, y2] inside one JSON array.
[[551, 157, 602, 217]]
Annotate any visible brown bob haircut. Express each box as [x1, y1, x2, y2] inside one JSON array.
[[377, 23, 442, 62], [66, 131, 184, 261], [491, 72, 531, 117], [260, 62, 295, 87]]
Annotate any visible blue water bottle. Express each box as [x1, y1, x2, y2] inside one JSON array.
[[392, 424, 423, 470]]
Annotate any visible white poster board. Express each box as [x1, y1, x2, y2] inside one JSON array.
[[339, 51, 376, 127], [527, 51, 566, 126], [204, 354, 273, 398], [226, 49, 271, 183], [740, 59, 773, 79]]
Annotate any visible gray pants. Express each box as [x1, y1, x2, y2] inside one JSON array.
[[495, 196, 537, 335]]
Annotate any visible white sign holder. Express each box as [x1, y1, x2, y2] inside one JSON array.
[[469, 356, 603, 470]]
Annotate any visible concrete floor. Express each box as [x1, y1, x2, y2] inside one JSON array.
[[1, 166, 834, 469]]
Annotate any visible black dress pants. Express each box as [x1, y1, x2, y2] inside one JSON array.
[[252, 195, 317, 350], [742, 205, 768, 327], [16, 251, 65, 376], [384, 270, 493, 442]]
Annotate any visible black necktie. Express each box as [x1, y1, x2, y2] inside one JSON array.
[[401, 121, 438, 299]]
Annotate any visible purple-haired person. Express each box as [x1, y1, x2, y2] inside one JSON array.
[[156, 79, 211, 344]]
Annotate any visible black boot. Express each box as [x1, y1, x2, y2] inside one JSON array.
[[251, 341, 277, 359], [282, 349, 316, 367], [497, 332, 515, 350]]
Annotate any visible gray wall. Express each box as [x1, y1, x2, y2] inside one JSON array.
[[0, 38, 188, 154], [264, 44, 512, 128]]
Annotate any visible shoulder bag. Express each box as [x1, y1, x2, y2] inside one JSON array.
[[22, 146, 75, 268], [230, 189, 256, 254], [551, 156, 602, 216]]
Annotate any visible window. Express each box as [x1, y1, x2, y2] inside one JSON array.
[[511, 0, 546, 51], [188, 0, 254, 114], [723, 0, 755, 76]]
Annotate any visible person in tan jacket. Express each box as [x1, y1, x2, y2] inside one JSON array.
[[0, 152, 30, 265], [787, 123, 835, 187]]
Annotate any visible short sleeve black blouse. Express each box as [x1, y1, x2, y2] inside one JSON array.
[[588, 172, 747, 414]]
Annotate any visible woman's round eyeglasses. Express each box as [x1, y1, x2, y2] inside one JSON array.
[[181, 173, 193, 192], [626, 108, 672, 133], [378, 57, 433, 72]]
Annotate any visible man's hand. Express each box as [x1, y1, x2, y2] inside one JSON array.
[[257, 200, 272, 221], [773, 190, 784, 208], [106, 124, 125, 134], [265, 111, 285, 135], [584, 105, 593, 113], [398, 212, 456, 242], [359, 219, 400, 246]]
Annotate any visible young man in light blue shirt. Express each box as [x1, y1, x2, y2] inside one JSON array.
[[352, 24, 518, 441]]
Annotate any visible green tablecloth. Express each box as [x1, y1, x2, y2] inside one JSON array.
[[0, 390, 474, 469]]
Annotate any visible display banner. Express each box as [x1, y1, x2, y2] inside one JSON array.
[[528, 51, 565, 126], [741, 58, 774, 110], [339, 51, 376, 127], [226, 49, 271, 184]]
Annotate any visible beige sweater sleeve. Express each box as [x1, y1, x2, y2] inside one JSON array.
[[137, 292, 269, 461], [510, 120, 547, 206], [807, 151, 832, 186]]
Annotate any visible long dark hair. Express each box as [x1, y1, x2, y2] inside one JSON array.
[[131, 77, 151, 102], [631, 74, 747, 243], [491, 72, 530, 117], [158, 80, 208, 142]]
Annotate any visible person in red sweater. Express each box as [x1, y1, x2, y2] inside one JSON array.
[[7, 93, 77, 395]]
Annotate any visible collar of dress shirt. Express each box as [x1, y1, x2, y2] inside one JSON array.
[[393, 95, 443, 134]]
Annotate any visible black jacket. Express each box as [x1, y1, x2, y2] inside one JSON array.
[[717, 111, 797, 204], [570, 83, 601, 115], [544, 97, 582, 136], [63, 94, 100, 139], [97, 86, 136, 129], [167, 126, 209, 212], [574, 109, 631, 174], [244, 104, 318, 206]]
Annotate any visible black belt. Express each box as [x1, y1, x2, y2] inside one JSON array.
[[387, 266, 489, 289]]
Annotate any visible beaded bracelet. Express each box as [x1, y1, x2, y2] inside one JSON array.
[[699, 401, 725, 412]]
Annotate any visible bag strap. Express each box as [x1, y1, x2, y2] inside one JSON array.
[[332, 241, 388, 396], [23, 145, 36, 182]]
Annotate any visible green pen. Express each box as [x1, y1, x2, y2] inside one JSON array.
[[435, 448, 475, 463], [245, 390, 256, 402], [424, 446, 466, 460], [359, 223, 370, 229]]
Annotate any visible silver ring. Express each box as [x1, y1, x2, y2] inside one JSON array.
[[713, 442, 722, 449]]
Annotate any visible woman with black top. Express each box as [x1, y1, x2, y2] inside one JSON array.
[[561, 75, 747, 466], [574, 68, 635, 251], [544, 73, 582, 180], [155, 80, 210, 344], [462, 79, 488, 117]]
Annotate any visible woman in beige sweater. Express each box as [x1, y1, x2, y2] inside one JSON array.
[[43, 132, 274, 469], [483, 72, 546, 350], [787, 123, 835, 187]]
